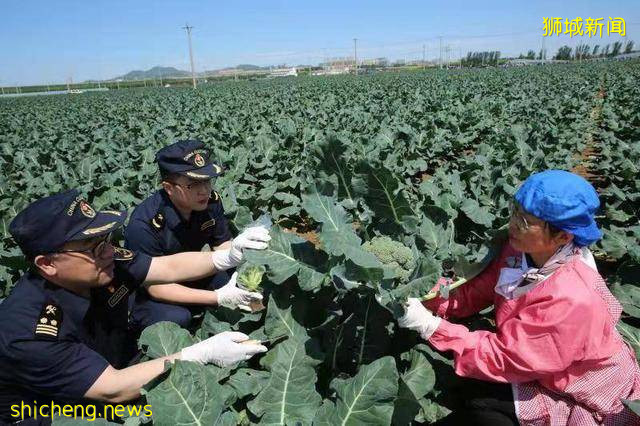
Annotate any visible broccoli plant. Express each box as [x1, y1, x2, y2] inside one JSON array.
[[237, 264, 266, 292], [362, 236, 416, 282]]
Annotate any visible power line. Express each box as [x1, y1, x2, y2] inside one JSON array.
[[182, 23, 197, 89]]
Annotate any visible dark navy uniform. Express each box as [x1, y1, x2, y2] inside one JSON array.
[[1, 189, 145, 425], [124, 140, 232, 331], [0, 250, 151, 425]]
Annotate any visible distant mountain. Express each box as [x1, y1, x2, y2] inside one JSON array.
[[235, 64, 264, 70], [114, 66, 190, 81]]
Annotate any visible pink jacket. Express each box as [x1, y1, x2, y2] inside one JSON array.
[[424, 244, 640, 425]]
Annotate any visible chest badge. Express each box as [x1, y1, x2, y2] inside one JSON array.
[[201, 219, 216, 231], [151, 212, 165, 230], [108, 285, 129, 308], [35, 302, 63, 339]]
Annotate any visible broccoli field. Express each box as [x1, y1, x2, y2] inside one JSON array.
[[1, 61, 640, 424]]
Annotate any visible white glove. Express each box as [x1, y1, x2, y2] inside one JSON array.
[[211, 226, 271, 271], [216, 272, 263, 312], [180, 331, 267, 367], [398, 298, 442, 340]]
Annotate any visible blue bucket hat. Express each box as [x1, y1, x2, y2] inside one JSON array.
[[514, 170, 602, 247]]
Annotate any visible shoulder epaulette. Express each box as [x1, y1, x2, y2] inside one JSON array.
[[34, 302, 62, 340]]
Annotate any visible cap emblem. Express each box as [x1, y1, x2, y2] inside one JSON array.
[[194, 153, 205, 167], [79, 200, 96, 218]]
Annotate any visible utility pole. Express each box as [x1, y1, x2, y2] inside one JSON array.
[[439, 36, 443, 69], [183, 23, 197, 88], [353, 38, 358, 75], [422, 44, 426, 69]]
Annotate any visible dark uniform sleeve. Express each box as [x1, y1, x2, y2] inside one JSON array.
[[208, 194, 233, 247], [124, 217, 164, 257], [114, 249, 153, 289], [9, 339, 109, 399]]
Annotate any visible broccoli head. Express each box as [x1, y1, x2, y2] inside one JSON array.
[[362, 235, 416, 282], [237, 264, 265, 291]]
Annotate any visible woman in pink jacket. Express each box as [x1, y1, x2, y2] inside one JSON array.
[[399, 170, 640, 425]]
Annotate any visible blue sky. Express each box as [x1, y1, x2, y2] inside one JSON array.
[[1, 0, 639, 86]]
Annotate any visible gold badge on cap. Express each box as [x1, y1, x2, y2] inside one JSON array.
[[35, 302, 63, 339], [194, 153, 205, 167], [79, 200, 96, 218]]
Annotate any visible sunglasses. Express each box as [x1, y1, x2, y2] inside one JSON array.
[[57, 233, 113, 258]]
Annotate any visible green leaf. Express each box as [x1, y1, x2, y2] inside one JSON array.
[[244, 226, 326, 291], [312, 134, 356, 202], [143, 360, 236, 426], [264, 294, 309, 342], [301, 191, 382, 269], [354, 162, 415, 227], [600, 226, 633, 259], [226, 368, 271, 399], [617, 322, 640, 359], [138, 322, 195, 359], [248, 339, 322, 425], [460, 198, 495, 227], [611, 283, 640, 318], [623, 399, 640, 417], [315, 356, 399, 426], [392, 349, 436, 425]]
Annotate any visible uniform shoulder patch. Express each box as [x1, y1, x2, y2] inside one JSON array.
[[34, 302, 63, 340], [150, 212, 165, 230], [113, 246, 135, 261]]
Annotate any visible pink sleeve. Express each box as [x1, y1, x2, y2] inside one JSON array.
[[423, 244, 514, 319], [427, 295, 594, 383]]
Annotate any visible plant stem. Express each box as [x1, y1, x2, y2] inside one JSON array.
[[419, 277, 468, 301]]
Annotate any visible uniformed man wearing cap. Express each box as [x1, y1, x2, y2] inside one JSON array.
[[124, 139, 242, 331], [0, 189, 270, 424]]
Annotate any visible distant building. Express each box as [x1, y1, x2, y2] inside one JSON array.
[[312, 68, 350, 76], [613, 51, 640, 60], [269, 67, 298, 78], [361, 57, 389, 67]]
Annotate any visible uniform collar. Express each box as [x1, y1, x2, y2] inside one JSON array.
[[36, 275, 92, 326], [159, 189, 187, 229]]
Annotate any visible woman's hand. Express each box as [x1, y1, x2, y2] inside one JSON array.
[[398, 298, 442, 340]]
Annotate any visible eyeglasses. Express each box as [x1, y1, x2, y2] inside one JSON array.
[[167, 179, 213, 191], [57, 233, 113, 258], [508, 201, 530, 231]]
